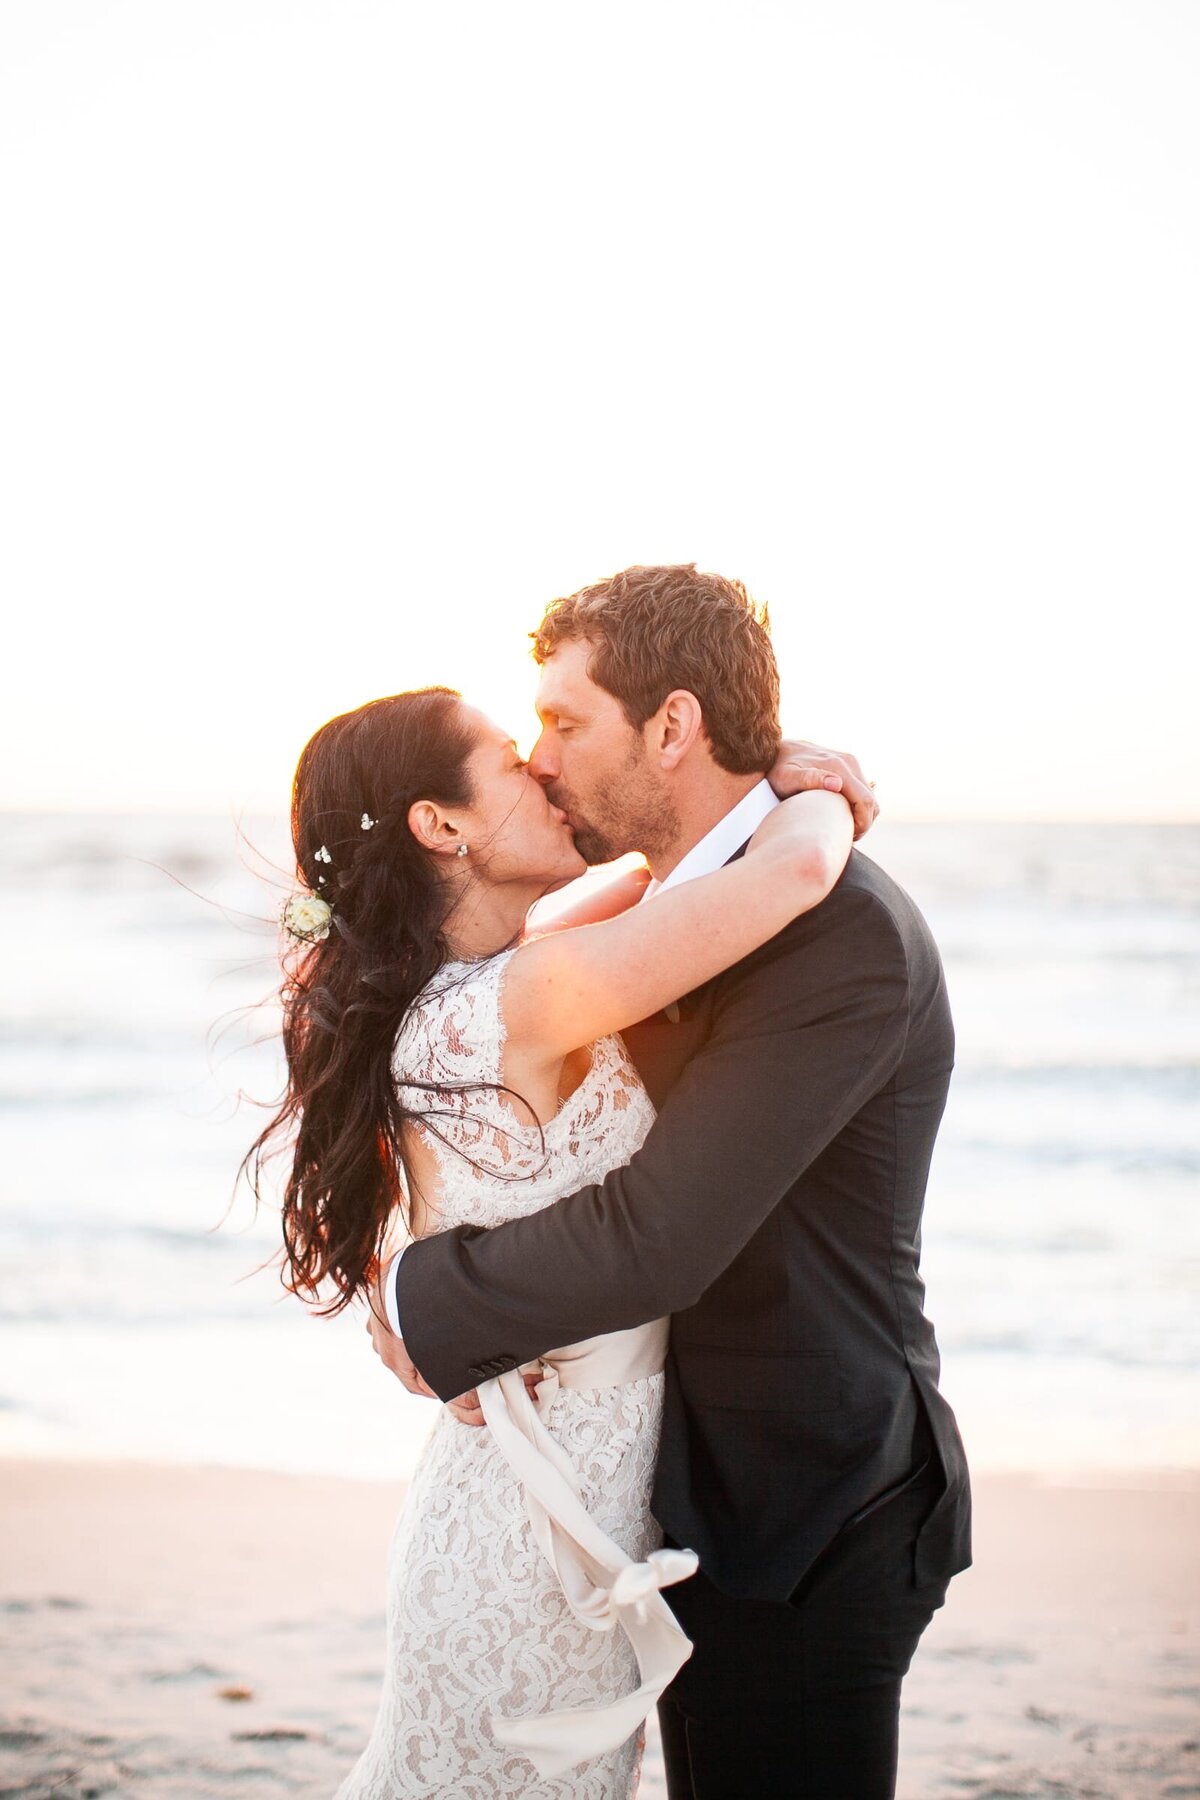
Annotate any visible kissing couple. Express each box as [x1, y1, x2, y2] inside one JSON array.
[[251, 563, 972, 1799]]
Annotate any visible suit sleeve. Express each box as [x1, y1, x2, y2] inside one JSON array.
[[396, 883, 910, 1401]]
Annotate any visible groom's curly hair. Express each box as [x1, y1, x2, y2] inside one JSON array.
[[531, 564, 781, 773]]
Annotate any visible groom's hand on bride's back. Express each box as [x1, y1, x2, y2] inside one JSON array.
[[769, 738, 879, 839], [366, 1278, 537, 1425], [366, 1256, 443, 1398], [364, 1301, 481, 1419], [366, 1293, 440, 1400]]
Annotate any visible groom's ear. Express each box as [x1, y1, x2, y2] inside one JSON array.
[[652, 689, 705, 771]]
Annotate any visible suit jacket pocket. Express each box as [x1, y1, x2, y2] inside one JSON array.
[[680, 1346, 843, 1414], [841, 1453, 936, 1531]]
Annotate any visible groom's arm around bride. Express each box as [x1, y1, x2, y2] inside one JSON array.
[[395, 839, 970, 1599]]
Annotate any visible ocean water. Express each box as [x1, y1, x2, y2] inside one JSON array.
[[1, 813, 1196, 1483]]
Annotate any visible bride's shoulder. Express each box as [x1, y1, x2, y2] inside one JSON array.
[[420, 944, 521, 1012], [392, 945, 520, 1083]]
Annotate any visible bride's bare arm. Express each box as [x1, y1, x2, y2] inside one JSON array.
[[521, 861, 651, 941], [502, 790, 853, 1072]]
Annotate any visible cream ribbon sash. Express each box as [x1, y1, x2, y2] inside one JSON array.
[[476, 1321, 698, 1780]]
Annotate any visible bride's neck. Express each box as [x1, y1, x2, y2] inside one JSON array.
[[441, 879, 538, 962]]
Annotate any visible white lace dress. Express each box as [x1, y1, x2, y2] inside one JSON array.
[[333, 947, 665, 1800]]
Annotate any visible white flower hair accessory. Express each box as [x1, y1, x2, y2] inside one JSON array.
[[282, 891, 333, 943]]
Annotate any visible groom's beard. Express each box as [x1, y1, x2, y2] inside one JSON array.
[[547, 762, 681, 869]]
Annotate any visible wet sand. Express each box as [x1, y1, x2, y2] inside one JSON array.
[[2, 1459, 1197, 1798]]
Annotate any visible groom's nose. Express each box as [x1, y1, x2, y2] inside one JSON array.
[[528, 732, 557, 784]]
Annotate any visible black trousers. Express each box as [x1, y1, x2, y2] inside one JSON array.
[[657, 1420, 948, 1800]]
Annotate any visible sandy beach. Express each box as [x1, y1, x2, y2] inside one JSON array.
[[2, 1459, 1196, 1799]]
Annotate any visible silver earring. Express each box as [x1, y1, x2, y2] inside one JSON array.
[[456, 843, 469, 858]]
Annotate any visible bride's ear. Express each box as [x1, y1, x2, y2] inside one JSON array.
[[408, 799, 468, 859]]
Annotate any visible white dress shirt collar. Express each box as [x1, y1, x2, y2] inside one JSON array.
[[642, 778, 780, 901]]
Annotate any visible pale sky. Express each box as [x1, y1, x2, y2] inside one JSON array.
[[1, 1, 1196, 820]]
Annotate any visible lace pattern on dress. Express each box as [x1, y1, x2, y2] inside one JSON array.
[[390, 948, 652, 1232], [333, 948, 661, 1799]]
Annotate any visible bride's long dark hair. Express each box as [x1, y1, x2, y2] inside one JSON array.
[[240, 686, 479, 1317]]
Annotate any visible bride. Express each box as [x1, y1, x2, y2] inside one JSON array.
[[247, 685, 853, 1798]]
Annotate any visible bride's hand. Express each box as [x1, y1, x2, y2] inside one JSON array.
[[746, 788, 854, 890], [767, 738, 879, 839]]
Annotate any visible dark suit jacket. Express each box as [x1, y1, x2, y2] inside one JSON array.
[[396, 845, 972, 1601]]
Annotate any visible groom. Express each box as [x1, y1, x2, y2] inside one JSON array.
[[371, 564, 971, 1798]]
